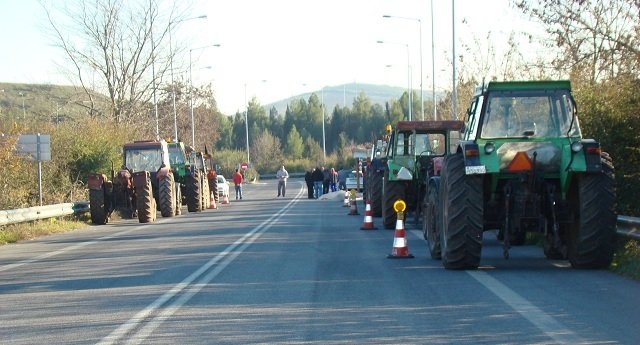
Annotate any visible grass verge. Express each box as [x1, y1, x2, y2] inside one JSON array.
[[0, 215, 89, 245], [611, 239, 640, 280]]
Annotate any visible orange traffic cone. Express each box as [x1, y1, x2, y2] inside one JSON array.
[[222, 194, 229, 205], [387, 212, 414, 259], [208, 191, 217, 209], [348, 196, 359, 215], [360, 199, 377, 230], [343, 190, 349, 207]]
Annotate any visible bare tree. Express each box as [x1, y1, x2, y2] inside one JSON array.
[[42, 0, 184, 127], [516, 0, 640, 82]]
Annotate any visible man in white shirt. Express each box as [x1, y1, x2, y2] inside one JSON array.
[[276, 165, 289, 197]]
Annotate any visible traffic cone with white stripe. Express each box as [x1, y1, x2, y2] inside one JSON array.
[[343, 190, 349, 207], [387, 210, 414, 259], [360, 199, 377, 230], [222, 194, 229, 205], [208, 191, 217, 209]]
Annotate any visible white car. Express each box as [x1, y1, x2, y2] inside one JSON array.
[[217, 175, 230, 199], [345, 171, 363, 192]]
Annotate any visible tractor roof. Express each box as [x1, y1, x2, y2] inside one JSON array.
[[395, 120, 464, 132], [123, 140, 165, 150], [486, 80, 572, 92]]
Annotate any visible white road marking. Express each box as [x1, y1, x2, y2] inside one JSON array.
[[468, 271, 584, 344], [407, 228, 583, 344], [98, 186, 304, 345], [0, 218, 171, 273]]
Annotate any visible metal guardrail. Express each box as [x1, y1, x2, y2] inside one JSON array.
[[0, 201, 639, 241], [616, 215, 640, 240], [0, 202, 89, 226]]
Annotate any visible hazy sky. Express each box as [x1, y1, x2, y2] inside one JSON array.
[[0, 0, 541, 114]]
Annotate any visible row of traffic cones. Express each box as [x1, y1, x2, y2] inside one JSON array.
[[208, 192, 230, 209], [349, 197, 413, 259]]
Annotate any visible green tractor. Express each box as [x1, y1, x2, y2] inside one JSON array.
[[381, 120, 464, 229], [425, 80, 616, 269], [185, 151, 211, 212], [88, 139, 180, 224], [167, 140, 190, 215]]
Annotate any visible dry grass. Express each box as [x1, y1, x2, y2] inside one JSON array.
[[0, 216, 89, 245]]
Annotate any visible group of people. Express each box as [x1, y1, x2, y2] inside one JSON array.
[[304, 166, 339, 199], [231, 165, 290, 199]]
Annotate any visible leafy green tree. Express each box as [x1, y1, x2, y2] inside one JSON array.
[[304, 136, 324, 165], [251, 129, 283, 173], [284, 125, 304, 159]]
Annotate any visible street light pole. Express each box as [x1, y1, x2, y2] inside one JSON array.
[[321, 87, 326, 163], [244, 83, 250, 166], [451, 0, 457, 120], [382, 15, 423, 120], [19, 92, 26, 119], [168, 15, 207, 141], [189, 44, 220, 148], [431, 0, 436, 120]]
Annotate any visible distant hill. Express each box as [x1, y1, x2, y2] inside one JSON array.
[[265, 83, 432, 115], [0, 82, 103, 124]]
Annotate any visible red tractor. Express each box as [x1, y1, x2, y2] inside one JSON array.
[[88, 139, 180, 224]]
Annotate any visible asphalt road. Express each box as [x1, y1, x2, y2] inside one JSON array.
[[0, 178, 638, 344]]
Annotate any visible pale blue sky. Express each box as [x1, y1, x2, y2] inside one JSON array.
[[0, 0, 542, 114]]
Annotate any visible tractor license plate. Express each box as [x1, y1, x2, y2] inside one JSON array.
[[465, 165, 486, 175]]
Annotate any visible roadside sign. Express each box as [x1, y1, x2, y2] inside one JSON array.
[[16, 134, 51, 161], [241, 162, 248, 170]]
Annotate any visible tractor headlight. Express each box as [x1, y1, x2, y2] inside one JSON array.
[[484, 142, 495, 154], [570, 141, 583, 153]]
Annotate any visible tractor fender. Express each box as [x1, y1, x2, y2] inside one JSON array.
[[156, 165, 171, 180], [132, 171, 150, 189], [88, 173, 108, 190]]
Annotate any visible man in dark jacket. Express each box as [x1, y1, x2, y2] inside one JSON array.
[[304, 169, 314, 199], [312, 167, 324, 199]]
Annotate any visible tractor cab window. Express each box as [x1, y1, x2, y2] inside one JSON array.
[[414, 133, 446, 156], [395, 132, 407, 156], [465, 96, 482, 140], [481, 90, 581, 139], [125, 148, 163, 173], [168, 146, 185, 165]]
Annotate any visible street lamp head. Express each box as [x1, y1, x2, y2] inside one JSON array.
[[376, 40, 384, 44], [382, 15, 391, 18]]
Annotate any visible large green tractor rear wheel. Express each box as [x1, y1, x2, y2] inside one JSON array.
[[159, 174, 176, 217], [438, 154, 484, 270], [186, 171, 202, 212], [382, 170, 405, 229], [89, 188, 108, 225], [369, 170, 383, 217], [136, 178, 156, 223], [568, 155, 616, 269]]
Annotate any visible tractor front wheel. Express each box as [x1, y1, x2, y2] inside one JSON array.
[[423, 181, 441, 259]]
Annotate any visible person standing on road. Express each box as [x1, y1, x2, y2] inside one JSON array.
[[233, 168, 243, 200], [322, 167, 330, 194], [329, 168, 338, 192], [304, 169, 314, 199], [276, 165, 289, 197], [312, 167, 324, 199]]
